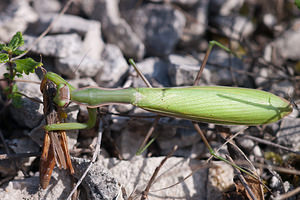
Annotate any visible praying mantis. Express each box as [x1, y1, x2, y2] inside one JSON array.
[[40, 41, 293, 190]]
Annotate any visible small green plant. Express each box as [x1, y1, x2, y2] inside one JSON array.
[[0, 32, 42, 107]]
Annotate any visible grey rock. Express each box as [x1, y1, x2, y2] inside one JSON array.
[[207, 162, 234, 200], [130, 57, 170, 87], [8, 137, 40, 154], [205, 49, 246, 86], [254, 66, 293, 98], [236, 137, 255, 152], [129, 4, 186, 56], [69, 77, 98, 88], [276, 117, 300, 152], [9, 73, 43, 129], [72, 157, 122, 200], [270, 174, 281, 189], [267, 20, 300, 61], [168, 54, 209, 86], [95, 44, 129, 87], [210, 0, 244, 16], [116, 125, 148, 159], [23, 34, 82, 58], [32, 0, 61, 14], [74, 156, 209, 199], [36, 14, 104, 60], [263, 13, 277, 29], [180, 0, 208, 45], [0, 169, 72, 200], [168, 51, 245, 86], [91, 0, 145, 60], [55, 54, 103, 79], [211, 15, 254, 40], [0, 0, 38, 42], [157, 120, 199, 152], [119, 0, 139, 12]]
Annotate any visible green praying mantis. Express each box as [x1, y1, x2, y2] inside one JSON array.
[[41, 41, 293, 189], [44, 73, 292, 131], [43, 42, 292, 132]]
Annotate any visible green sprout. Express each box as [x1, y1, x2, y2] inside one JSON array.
[[0, 32, 42, 107]]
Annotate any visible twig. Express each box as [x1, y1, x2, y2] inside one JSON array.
[[234, 161, 300, 176], [241, 135, 300, 155], [129, 59, 152, 88], [140, 145, 178, 200], [66, 120, 103, 200], [273, 186, 300, 200], [207, 126, 248, 162]]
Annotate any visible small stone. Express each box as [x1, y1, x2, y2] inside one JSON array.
[[168, 54, 210, 86], [129, 4, 186, 56], [55, 54, 103, 79], [36, 14, 104, 60], [9, 73, 43, 129], [8, 137, 39, 154], [207, 161, 234, 200], [179, 0, 208, 46], [72, 157, 122, 200], [130, 57, 170, 87], [32, 0, 61, 14], [90, 0, 145, 60], [75, 156, 209, 199], [277, 117, 300, 151], [0, 0, 38, 42], [23, 34, 82, 58], [211, 15, 255, 40], [95, 44, 129, 88], [210, 0, 244, 16], [0, 169, 72, 200]]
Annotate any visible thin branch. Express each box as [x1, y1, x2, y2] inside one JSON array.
[[140, 145, 178, 200], [241, 135, 300, 155], [273, 186, 300, 200]]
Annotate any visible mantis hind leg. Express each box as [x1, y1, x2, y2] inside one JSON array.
[[44, 108, 97, 131]]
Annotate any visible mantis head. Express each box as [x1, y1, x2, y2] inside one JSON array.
[[53, 83, 70, 108]]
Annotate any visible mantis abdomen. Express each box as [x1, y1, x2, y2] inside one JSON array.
[[70, 86, 292, 125]]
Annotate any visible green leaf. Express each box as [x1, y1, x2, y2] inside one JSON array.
[[3, 73, 9, 79], [8, 32, 24, 51], [0, 53, 9, 63], [16, 73, 23, 78], [12, 49, 26, 56], [2, 46, 11, 53], [14, 58, 43, 75], [0, 43, 5, 51], [296, 0, 300, 9]]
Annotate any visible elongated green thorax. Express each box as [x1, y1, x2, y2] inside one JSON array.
[[71, 86, 292, 125], [71, 87, 137, 107]]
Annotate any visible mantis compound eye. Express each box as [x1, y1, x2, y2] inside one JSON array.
[[54, 83, 70, 107]]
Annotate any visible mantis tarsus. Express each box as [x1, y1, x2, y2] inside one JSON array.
[[42, 41, 293, 189]]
